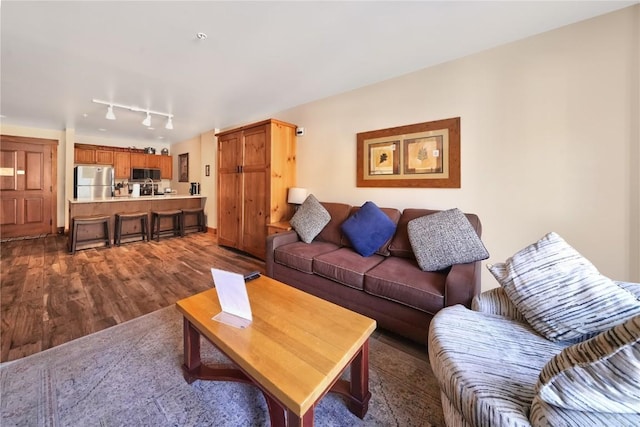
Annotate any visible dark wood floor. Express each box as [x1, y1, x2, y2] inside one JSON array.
[[1, 232, 427, 363]]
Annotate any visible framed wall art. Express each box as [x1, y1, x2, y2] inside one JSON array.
[[356, 117, 460, 188], [178, 153, 189, 182]]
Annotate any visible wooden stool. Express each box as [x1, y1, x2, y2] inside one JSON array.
[[69, 215, 111, 254], [115, 212, 149, 246], [181, 207, 206, 234], [151, 210, 183, 241]]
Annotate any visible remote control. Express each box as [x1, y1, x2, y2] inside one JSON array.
[[244, 271, 261, 281]]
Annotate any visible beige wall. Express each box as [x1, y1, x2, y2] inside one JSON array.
[[275, 6, 640, 289]]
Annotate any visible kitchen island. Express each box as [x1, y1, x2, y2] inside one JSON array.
[[68, 195, 206, 249]]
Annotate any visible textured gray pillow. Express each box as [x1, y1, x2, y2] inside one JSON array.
[[488, 232, 640, 342], [289, 194, 331, 243], [407, 208, 488, 271], [536, 314, 640, 413]]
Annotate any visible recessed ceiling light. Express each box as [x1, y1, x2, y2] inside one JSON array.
[[196, 32, 207, 40], [82, 113, 88, 118], [147, 127, 155, 130], [98, 128, 107, 132], [158, 136, 164, 140]]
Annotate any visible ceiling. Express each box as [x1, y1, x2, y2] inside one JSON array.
[[1, 1, 636, 144]]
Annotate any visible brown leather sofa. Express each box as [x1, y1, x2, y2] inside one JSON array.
[[265, 202, 483, 344]]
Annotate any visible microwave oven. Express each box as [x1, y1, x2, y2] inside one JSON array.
[[131, 168, 161, 182]]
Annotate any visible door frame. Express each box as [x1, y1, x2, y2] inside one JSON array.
[[0, 134, 58, 237]]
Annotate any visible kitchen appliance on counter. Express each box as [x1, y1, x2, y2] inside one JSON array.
[[189, 182, 200, 195], [74, 165, 114, 199]]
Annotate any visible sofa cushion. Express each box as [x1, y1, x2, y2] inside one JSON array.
[[341, 205, 401, 256], [274, 241, 340, 274], [313, 247, 385, 290], [488, 232, 640, 342], [315, 202, 352, 246], [364, 257, 447, 314], [428, 305, 568, 427], [408, 208, 489, 271], [289, 194, 331, 243], [341, 201, 398, 257], [388, 209, 481, 259], [536, 314, 640, 413]]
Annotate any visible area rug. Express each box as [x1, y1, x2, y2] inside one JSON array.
[[0, 305, 444, 426]]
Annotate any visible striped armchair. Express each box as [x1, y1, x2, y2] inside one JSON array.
[[428, 284, 640, 427]]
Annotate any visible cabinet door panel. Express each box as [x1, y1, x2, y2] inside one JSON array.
[[218, 131, 242, 172], [146, 155, 161, 169], [241, 170, 267, 258], [218, 171, 240, 248], [131, 153, 147, 168], [114, 152, 131, 179], [95, 150, 113, 164], [242, 126, 267, 169]]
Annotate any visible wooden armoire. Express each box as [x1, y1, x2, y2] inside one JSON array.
[[216, 119, 297, 259]]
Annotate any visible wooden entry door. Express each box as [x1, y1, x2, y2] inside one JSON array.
[[0, 135, 57, 239]]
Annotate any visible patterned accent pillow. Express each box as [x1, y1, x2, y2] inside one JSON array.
[[488, 232, 640, 342], [341, 201, 397, 257], [536, 315, 640, 413], [289, 194, 331, 244], [407, 208, 489, 271]]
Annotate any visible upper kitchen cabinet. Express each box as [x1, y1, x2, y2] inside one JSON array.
[[160, 156, 172, 179], [74, 147, 95, 164], [95, 149, 113, 165], [130, 153, 148, 168], [113, 152, 131, 179], [216, 119, 297, 259]]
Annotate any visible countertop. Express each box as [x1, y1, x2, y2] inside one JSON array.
[[69, 194, 205, 204]]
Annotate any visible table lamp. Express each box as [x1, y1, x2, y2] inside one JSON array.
[[287, 187, 308, 211]]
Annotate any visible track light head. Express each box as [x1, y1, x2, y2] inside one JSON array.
[[165, 117, 173, 130], [142, 112, 151, 127], [105, 105, 116, 120]]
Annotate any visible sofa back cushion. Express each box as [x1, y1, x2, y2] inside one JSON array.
[[315, 202, 352, 246], [341, 205, 401, 256], [389, 209, 481, 259]]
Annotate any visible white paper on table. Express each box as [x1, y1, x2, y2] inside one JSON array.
[[210, 268, 253, 328]]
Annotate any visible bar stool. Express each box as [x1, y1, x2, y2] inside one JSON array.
[[114, 212, 149, 246], [69, 215, 111, 254], [181, 207, 206, 235], [150, 210, 183, 241]]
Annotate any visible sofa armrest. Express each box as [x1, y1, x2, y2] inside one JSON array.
[[444, 260, 481, 308], [471, 288, 527, 323], [266, 230, 300, 277]]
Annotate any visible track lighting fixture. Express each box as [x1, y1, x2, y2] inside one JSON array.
[[92, 99, 174, 130], [105, 105, 116, 120], [142, 112, 151, 127]]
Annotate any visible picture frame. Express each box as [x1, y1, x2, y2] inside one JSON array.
[[356, 117, 460, 188], [179, 153, 189, 182]]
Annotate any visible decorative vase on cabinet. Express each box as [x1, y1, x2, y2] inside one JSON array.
[[216, 119, 296, 259]]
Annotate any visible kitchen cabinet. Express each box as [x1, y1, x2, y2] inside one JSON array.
[[160, 155, 172, 179], [95, 149, 113, 165], [113, 152, 131, 179], [217, 119, 296, 259], [74, 147, 95, 164], [146, 154, 161, 169], [130, 153, 147, 168]]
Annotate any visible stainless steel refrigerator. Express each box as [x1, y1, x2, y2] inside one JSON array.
[[74, 165, 114, 199]]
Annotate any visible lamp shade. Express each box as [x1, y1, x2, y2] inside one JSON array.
[[287, 187, 308, 204]]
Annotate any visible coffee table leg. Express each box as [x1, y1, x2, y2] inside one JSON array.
[[182, 318, 201, 384], [287, 408, 314, 427], [349, 339, 371, 418]]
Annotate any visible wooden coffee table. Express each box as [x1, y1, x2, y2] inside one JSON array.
[[175, 275, 377, 427]]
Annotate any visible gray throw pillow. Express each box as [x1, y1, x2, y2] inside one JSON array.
[[407, 208, 488, 271], [289, 194, 331, 243], [536, 314, 640, 413], [488, 232, 640, 342]]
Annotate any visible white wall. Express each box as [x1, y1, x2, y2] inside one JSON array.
[[274, 6, 640, 289]]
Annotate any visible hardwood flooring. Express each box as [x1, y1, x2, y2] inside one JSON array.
[[1, 232, 427, 364]]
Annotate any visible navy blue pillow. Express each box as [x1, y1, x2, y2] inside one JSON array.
[[341, 201, 397, 257]]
